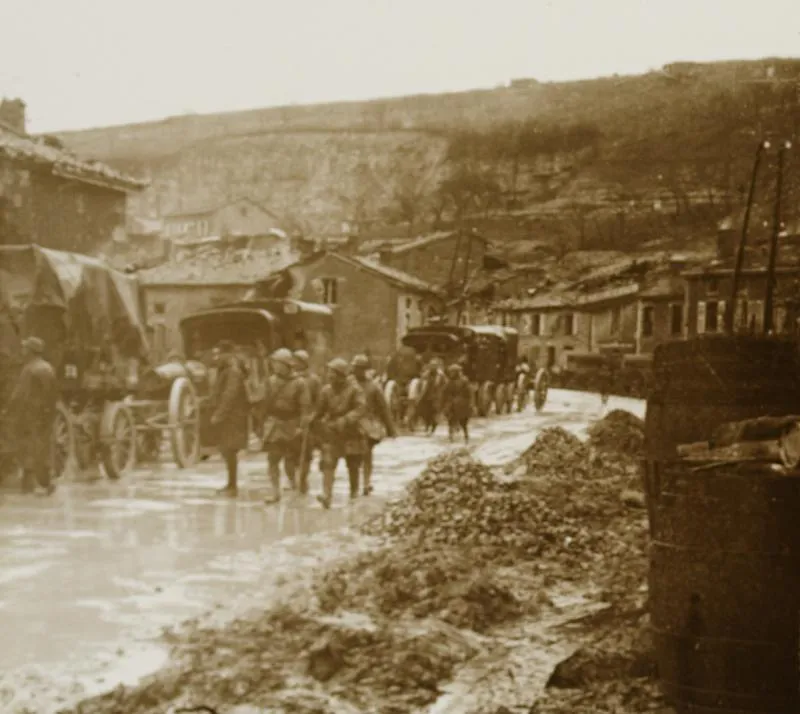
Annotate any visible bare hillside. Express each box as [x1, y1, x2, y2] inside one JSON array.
[[54, 58, 800, 251]]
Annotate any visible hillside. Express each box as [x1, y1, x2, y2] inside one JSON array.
[[54, 58, 800, 254]]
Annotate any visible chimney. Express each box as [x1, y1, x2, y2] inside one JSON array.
[[0, 98, 26, 135]]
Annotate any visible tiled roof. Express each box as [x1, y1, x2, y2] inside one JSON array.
[[163, 196, 279, 220], [495, 293, 573, 310], [382, 230, 487, 255], [1, 126, 147, 192], [340, 254, 444, 295]]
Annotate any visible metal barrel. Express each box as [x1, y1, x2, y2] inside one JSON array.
[[643, 335, 800, 712], [649, 461, 800, 712]]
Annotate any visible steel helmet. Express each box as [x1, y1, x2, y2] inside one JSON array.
[[293, 349, 310, 366], [351, 354, 370, 369], [271, 348, 294, 365], [327, 357, 350, 376]]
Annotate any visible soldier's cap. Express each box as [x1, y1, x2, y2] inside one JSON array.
[[271, 347, 294, 365], [327, 357, 350, 376], [216, 339, 236, 353], [22, 336, 45, 354], [351, 354, 370, 369], [447, 363, 462, 375], [293, 349, 310, 365]]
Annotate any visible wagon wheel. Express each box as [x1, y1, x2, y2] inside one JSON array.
[[493, 383, 507, 415], [169, 377, 200, 468], [383, 380, 402, 425], [52, 402, 75, 480], [533, 368, 549, 413], [515, 373, 529, 412], [100, 402, 137, 480], [477, 381, 493, 417]]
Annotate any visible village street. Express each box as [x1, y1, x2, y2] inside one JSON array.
[[0, 389, 644, 712]]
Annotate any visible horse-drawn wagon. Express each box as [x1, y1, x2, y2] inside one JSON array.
[[383, 323, 549, 421]]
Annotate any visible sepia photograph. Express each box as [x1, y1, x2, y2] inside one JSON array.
[[1, 0, 799, 712]]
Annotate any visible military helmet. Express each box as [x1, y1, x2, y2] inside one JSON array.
[[447, 363, 462, 376], [351, 354, 370, 369], [22, 336, 45, 354], [293, 349, 310, 366], [271, 348, 294, 365], [327, 357, 350, 376]]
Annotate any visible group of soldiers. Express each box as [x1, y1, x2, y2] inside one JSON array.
[[209, 343, 398, 509]]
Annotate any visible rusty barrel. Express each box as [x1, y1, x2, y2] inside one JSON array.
[[649, 461, 800, 712], [643, 335, 800, 712]]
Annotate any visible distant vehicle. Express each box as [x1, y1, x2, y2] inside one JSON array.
[[383, 323, 549, 421]]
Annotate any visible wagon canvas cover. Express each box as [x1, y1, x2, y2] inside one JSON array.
[[0, 244, 148, 357]]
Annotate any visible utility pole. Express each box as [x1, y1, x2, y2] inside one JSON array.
[[764, 141, 791, 333]]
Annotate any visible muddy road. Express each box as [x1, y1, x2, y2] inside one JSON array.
[[0, 389, 643, 711]]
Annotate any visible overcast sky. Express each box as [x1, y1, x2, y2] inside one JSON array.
[[3, 0, 799, 133]]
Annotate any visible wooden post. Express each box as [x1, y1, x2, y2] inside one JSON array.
[[764, 141, 791, 333]]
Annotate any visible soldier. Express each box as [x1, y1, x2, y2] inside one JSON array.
[[293, 349, 322, 495], [263, 348, 309, 504], [6, 337, 58, 494], [210, 340, 250, 496], [418, 357, 446, 435], [351, 354, 396, 496], [442, 363, 472, 443], [313, 357, 366, 509]]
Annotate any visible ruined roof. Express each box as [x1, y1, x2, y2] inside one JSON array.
[[137, 247, 298, 286], [163, 196, 280, 220], [0, 126, 147, 192]]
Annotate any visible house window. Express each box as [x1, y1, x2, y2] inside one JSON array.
[[706, 300, 719, 333], [531, 314, 542, 336], [153, 301, 166, 315], [563, 312, 575, 337], [641, 305, 655, 337], [707, 278, 719, 295], [322, 278, 338, 304], [670, 303, 683, 336], [76, 193, 86, 215], [406, 297, 412, 309]]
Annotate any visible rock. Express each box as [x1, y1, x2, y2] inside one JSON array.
[[621, 489, 646, 508], [307, 634, 346, 682]]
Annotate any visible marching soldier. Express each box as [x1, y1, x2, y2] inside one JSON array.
[[313, 357, 366, 509], [6, 337, 58, 494], [209, 340, 250, 496], [263, 348, 309, 504], [293, 349, 321, 495], [442, 363, 472, 443], [351, 354, 396, 496]]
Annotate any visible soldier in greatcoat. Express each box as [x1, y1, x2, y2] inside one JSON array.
[[442, 363, 472, 443], [351, 354, 396, 496], [209, 340, 250, 496], [6, 336, 58, 494], [263, 348, 310, 504], [313, 357, 367, 509], [293, 349, 322, 495]]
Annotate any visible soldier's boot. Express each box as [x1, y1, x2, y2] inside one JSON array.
[[217, 451, 238, 496], [297, 461, 309, 495], [265, 454, 281, 504], [317, 469, 335, 509], [362, 449, 374, 496], [285, 452, 299, 492], [346, 456, 362, 499]]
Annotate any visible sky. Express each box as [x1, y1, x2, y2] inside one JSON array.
[[2, 0, 799, 133]]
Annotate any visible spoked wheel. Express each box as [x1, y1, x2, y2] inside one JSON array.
[[100, 402, 137, 479], [52, 402, 75, 479], [477, 381, 493, 417], [533, 368, 549, 412], [515, 373, 529, 412], [169, 377, 200, 468]]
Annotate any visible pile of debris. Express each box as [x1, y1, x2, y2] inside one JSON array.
[[587, 409, 645, 455]]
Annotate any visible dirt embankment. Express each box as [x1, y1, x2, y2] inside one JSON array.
[[59, 412, 666, 714]]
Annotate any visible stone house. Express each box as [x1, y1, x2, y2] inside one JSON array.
[[635, 275, 686, 354], [162, 196, 285, 240], [256, 252, 445, 364], [683, 265, 800, 338], [0, 98, 147, 253]]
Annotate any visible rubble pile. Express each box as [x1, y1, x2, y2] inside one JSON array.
[[587, 409, 645, 455], [315, 542, 524, 632]]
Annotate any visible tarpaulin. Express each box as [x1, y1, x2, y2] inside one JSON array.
[[0, 244, 149, 361]]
